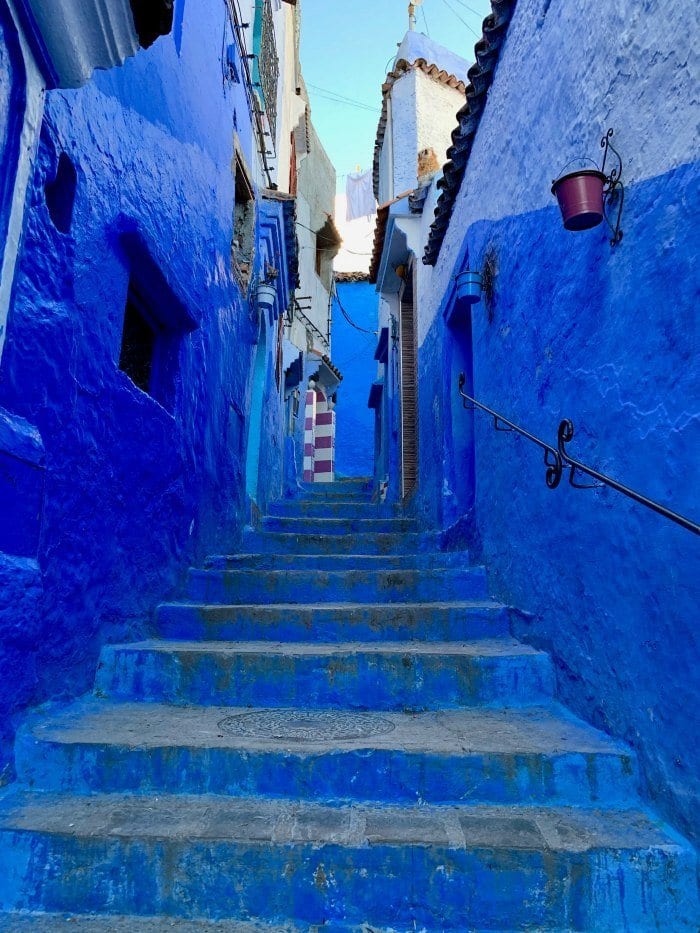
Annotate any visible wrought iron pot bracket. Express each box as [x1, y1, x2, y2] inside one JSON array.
[[601, 128, 624, 246], [458, 375, 700, 535]]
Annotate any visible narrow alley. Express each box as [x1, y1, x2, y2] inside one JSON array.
[[1, 478, 696, 928], [0, 0, 698, 929]]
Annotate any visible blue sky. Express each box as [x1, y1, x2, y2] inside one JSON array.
[[299, 0, 494, 190]]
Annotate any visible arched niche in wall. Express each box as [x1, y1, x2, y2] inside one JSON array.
[[44, 151, 77, 234]]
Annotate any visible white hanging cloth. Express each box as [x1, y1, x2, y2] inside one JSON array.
[[346, 170, 377, 221]]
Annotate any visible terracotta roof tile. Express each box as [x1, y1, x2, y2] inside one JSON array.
[[423, 0, 518, 266]]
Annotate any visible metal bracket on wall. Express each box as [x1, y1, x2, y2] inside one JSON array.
[[600, 128, 624, 247]]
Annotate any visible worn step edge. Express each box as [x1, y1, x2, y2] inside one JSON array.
[[203, 552, 469, 570], [155, 600, 511, 642], [186, 567, 489, 604], [95, 638, 555, 709], [15, 701, 639, 806], [0, 793, 695, 930]]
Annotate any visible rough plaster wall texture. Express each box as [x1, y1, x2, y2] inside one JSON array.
[[0, 3, 283, 778], [297, 121, 336, 229], [391, 72, 419, 197], [332, 283, 377, 477], [415, 70, 466, 176], [411, 0, 700, 845], [419, 0, 700, 341]]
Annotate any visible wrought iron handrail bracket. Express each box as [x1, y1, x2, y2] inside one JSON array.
[[457, 374, 700, 535]]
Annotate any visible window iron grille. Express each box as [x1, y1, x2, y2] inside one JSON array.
[[258, 0, 279, 139]]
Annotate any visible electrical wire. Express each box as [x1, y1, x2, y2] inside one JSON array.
[[438, 0, 481, 37], [450, 0, 487, 19], [422, 5, 431, 35], [332, 279, 377, 335], [224, 0, 275, 185], [306, 83, 380, 114]]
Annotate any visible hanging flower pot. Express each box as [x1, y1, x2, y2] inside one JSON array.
[[455, 270, 483, 304], [551, 168, 606, 231], [257, 281, 276, 310]]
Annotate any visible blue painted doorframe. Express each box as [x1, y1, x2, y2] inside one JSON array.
[[245, 313, 268, 503]]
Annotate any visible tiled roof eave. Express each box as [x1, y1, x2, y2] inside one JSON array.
[[423, 0, 518, 267]]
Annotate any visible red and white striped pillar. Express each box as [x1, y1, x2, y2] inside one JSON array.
[[303, 386, 316, 484], [314, 394, 335, 483]]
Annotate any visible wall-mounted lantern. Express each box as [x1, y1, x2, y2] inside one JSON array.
[[551, 128, 624, 246], [455, 269, 484, 305]]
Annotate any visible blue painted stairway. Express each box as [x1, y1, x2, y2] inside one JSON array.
[[0, 478, 697, 930]]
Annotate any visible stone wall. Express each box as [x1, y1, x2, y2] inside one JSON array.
[[414, 0, 700, 845], [0, 1, 285, 778]]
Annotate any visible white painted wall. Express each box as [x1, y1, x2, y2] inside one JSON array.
[[415, 69, 463, 169], [390, 71, 419, 195]]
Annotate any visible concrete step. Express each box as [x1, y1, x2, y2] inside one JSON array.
[[300, 479, 371, 498], [186, 567, 488, 604], [261, 516, 418, 535], [204, 551, 469, 572], [0, 792, 695, 929], [95, 639, 555, 710], [267, 500, 384, 519], [156, 600, 510, 643], [0, 917, 296, 932], [242, 530, 434, 555], [16, 700, 637, 806]]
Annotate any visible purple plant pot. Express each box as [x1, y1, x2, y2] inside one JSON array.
[[551, 169, 606, 231]]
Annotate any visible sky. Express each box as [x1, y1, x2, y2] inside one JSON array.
[[299, 0, 494, 191]]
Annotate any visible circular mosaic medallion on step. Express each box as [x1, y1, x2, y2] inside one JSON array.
[[218, 709, 396, 743]]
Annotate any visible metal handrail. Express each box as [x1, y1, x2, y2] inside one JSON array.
[[458, 374, 700, 536]]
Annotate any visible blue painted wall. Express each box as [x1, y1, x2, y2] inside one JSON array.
[[0, 0, 287, 777], [332, 281, 378, 478], [412, 0, 700, 847]]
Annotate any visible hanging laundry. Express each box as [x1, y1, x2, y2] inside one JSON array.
[[346, 170, 377, 221]]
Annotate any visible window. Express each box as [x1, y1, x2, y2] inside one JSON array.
[[119, 293, 155, 394], [232, 149, 255, 284], [252, 0, 279, 138], [118, 284, 181, 412]]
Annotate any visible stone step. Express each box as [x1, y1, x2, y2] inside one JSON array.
[[156, 600, 510, 643], [300, 479, 371, 498], [186, 567, 488, 604], [0, 792, 695, 929], [267, 500, 384, 519], [261, 516, 418, 535], [204, 551, 468, 572], [16, 700, 637, 806], [95, 639, 555, 710], [0, 917, 297, 932], [242, 530, 434, 555]]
